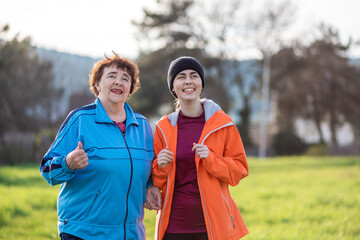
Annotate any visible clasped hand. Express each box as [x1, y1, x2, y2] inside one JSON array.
[[157, 143, 209, 168]]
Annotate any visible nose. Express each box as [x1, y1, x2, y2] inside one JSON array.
[[114, 77, 123, 85], [184, 76, 192, 84]]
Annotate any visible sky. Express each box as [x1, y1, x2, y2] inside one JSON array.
[[1, 0, 360, 60]]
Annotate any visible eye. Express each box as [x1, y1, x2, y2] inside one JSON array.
[[191, 73, 200, 78], [108, 74, 116, 78]]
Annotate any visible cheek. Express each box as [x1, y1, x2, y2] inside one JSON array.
[[173, 81, 181, 91]]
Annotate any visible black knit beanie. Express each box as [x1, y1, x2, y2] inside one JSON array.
[[167, 56, 205, 98]]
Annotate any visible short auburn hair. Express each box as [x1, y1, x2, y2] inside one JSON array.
[[89, 52, 140, 97]]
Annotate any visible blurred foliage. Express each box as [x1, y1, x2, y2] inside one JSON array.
[[0, 24, 63, 138], [306, 142, 330, 156], [131, 0, 248, 116], [271, 24, 360, 147], [0, 141, 31, 166], [131, 0, 256, 149], [271, 130, 307, 156], [34, 128, 57, 161]]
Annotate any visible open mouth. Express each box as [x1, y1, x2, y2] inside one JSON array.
[[183, 88, 195, 93], [111, 89, 123, 95]]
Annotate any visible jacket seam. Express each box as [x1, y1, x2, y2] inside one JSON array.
[[200, 122, 233, 144]]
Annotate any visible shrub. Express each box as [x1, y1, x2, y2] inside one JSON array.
[[0, 132, 34, 165], [271, 130, 306, 156], [306, 143, 329, 156]]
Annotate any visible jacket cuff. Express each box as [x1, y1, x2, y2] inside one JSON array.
[[61, 156, 76, 173]]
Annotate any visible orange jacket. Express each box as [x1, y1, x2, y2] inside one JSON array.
[[152, 99, 249, 240]]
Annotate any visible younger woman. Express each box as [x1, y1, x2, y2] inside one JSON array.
[[152, 56, 249, 240]]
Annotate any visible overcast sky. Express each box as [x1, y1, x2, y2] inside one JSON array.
[[1, 0, 359, 59]]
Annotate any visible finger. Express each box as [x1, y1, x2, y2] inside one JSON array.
[[158, 160, 170, 167], [159, 160, 171, 167], [80, 157, 88, 164], [192, 144, 199, 151], [78, 157, 88, 166], [77, 141, 83, 150], [78, 151, 87, 158], [161, 157, 173, 164], [162, 152, 174, 160], [161, 149, 174, 155], [78, 161, 89, 169], [151, 189, 161, 209]]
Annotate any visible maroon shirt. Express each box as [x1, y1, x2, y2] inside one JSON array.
[[114, 121, 126, 133], [166, 110, 207, 233]]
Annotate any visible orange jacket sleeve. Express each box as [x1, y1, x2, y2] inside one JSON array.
[[201, 125, 248, 186], [152, 125, 172, 190]]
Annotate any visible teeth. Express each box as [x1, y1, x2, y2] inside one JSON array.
[[184, 88, 194, 92]]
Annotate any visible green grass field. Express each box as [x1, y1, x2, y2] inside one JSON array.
[[0, 156, 359, 240]]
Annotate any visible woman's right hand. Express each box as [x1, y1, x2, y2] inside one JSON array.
[[157, 147, 174, 168], [66, 141, 89, 170]]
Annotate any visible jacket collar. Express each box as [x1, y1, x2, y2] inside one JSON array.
[[95, 98, 139, 127], [167, 98, 221, 127]]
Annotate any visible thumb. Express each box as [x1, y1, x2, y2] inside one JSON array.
[[77, 141, 83, 150]]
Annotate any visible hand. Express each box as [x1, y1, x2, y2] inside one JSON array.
[[144, 186, 162, 210], [65, 141, 88, 170], [192, 143, 209, 159], [157, 147, 174, 168]]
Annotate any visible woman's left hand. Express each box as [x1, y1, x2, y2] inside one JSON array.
[[192, 143, 209, 159]]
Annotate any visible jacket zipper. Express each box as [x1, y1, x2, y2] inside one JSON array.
[[158, 165, 172, 239], [156, 124, 172, 240], [198, 121, 235, 240], [157, 121, 234, 240], [87, 189, 100, 216], [120, 129, 133, 240]]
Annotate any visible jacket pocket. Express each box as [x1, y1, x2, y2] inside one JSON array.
[[87, 188, 101, 217], [221, 191, 236, 229]]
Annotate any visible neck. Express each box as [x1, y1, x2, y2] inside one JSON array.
[[100, 98, 126, 122], [179, 98, 203, 117]]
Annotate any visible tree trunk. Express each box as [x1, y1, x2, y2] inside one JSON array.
[[259, 53, 271, 158], [329, 110, 339, 148]]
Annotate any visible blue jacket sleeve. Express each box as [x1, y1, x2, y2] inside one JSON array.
[[40, 113, 79, 186]]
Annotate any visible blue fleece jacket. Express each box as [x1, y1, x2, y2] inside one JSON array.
[[40, 98, 154, 240]]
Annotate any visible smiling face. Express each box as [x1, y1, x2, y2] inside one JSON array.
[[172, 69, 202, 102], [96, 65, 131, 106]]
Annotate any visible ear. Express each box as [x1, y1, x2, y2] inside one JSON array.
[[95, 83, 100, 92]]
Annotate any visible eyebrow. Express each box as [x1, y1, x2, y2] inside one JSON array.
[[106, 71, 130, 78], [107, 71, 118, 76], [177, 71, 198, 76]]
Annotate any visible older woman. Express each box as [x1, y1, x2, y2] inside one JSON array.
[[40, 53, 160, 240]]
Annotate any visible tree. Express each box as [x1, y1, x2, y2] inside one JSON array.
[[271, 24, 360, 148], [246, 0, 297, 157], [0, 24, 62, 138], [132, 0, 247, 115], [128, 47, 204, 116], [132, 0, 263, 149], [130, 0, 204, 116]]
